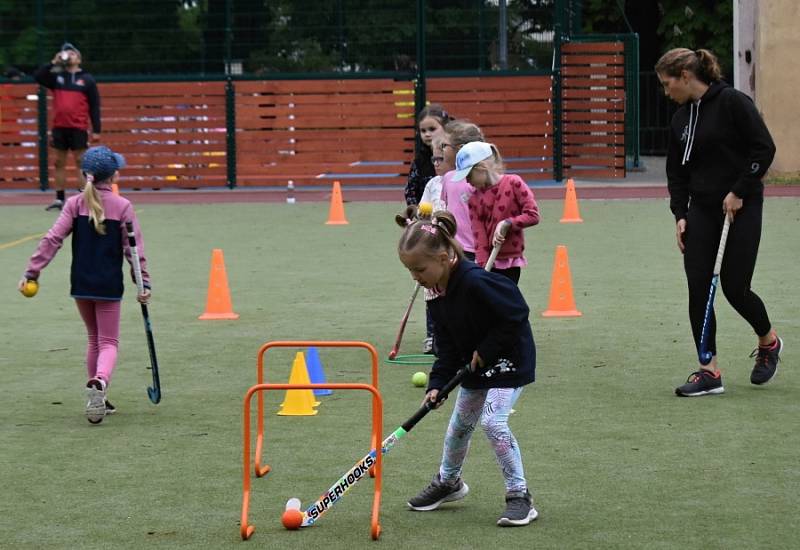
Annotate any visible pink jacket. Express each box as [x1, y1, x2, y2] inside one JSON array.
[[25, 184, 149, 300]]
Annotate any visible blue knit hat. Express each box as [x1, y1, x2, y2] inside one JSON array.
[[81, 146, 125, 182]]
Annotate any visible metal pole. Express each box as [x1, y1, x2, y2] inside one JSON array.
[[478, 0, 485, 71], [414, 0, 427, 159], [499, 0, 508, 70], [36, 0, 48, 190], [224, 0, 233, 74], [552, 0, 564, 183], [225, 77, 236, 188]]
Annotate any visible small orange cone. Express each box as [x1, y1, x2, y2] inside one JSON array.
[[325, 180, 349, 225], [198, 248, 240, 320], [111, 183, 120, 196], [542, 245, 582, 317], [278, 352, 319, 416], [559, 178, 583, 223]]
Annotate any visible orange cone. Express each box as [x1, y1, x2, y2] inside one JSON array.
[[542, 245, 582, 317], [198, 248, 240, 320], [325, 180, 349, 225], [559, 178, 583, 223], [111, 183, 120, 196]]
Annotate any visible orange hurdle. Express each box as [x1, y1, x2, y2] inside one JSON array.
[[254, 341, 380, 478], [241, 381, 383, 540]]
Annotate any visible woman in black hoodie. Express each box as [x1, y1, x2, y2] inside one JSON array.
[[656, 48, 782, 397]]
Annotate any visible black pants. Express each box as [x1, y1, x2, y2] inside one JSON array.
[[684, 198, 771, 357]]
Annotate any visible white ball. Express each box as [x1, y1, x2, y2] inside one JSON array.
[[285, 497, 302, 511]]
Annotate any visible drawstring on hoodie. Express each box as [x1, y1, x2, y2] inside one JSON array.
[[682, 99, 701, 165]]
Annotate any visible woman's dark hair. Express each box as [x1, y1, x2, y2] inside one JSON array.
[[655, 48, 722, 84]]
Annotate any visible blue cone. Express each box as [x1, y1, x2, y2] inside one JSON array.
[[306, 347, 332, 396]]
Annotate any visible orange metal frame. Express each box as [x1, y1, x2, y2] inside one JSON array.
[[253, 341, 379, 477], [241, 341, 383, 541]]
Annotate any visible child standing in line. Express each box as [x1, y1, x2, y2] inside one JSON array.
[[395, 210, 538, 526], [418, 134, 455, 354], [404, 103, 452, 206], [440, 120, 485, 262], [18, 146, 151, 424], [452, 141, 540, 283]]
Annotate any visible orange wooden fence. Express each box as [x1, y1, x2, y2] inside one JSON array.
[[428, 75, 554, 180], [1, 67, 628, 190], [561, 41, 626, 179]]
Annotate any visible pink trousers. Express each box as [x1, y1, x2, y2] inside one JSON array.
[[75, 299, 121, 385]]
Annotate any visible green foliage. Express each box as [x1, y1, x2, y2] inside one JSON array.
[[656, 1, 733, 75]]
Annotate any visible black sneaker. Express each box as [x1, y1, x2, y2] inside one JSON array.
[[750, 337, 783, 385], [497, 489, 538, 526], [675, 369, 724, 397], [45, 199, 63, 211], [407, 474, 469, 511], [104, 400, 116, 415]]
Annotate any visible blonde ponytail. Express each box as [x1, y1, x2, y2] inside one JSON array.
[[488, 143, 506, 175], [83, 174, 106, 235]]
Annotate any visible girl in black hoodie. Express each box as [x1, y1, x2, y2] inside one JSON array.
[[656, 48, 782, 397], [396, 210, 537, 526]]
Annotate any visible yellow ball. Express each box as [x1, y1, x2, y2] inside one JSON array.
[[412, 372, 427, 387], [22, 280, 38, 298], [418, 202, 433, 217]]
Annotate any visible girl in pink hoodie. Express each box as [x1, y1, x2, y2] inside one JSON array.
[[452, 141, 540, 284], [18, 146, 151, 424]]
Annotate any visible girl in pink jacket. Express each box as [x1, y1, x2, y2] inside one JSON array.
[[18, 146, 151, 424], [451, 141, 540, 283]]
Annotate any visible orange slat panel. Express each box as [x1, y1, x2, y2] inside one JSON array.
[[561, 65, 625, 77], [563, 134, 624, 145], [562, 78, 626, 88], [562, 42, 624, 54], [563, 123, 625, 133], [563, 111, 624, 122], [426, 76, 552, 92], [562, 54, 624, 65], [562, 100, 624, 111], [562, 89, 625, 100], [564, 168, 624, 178], [563, 145, 624, 156]]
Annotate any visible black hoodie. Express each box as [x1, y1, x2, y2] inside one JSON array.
[[666, 81, 775, 221], [427, 259, 536, 392]]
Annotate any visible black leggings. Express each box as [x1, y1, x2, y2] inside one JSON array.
[[684, 199, 771, 357]]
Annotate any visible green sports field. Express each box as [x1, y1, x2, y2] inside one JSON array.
[[1, 198, 798, 549]]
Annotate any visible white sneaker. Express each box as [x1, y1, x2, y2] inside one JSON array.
[[423, 337, 434, 354], [85, 378, 107, 424]]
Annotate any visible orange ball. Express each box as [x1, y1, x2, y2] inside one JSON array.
[[281, 509, 303, 530]]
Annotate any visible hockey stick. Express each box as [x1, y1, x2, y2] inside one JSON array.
[[698, 215, 732, 365], [299, 366, 469, 527], [125, 221, 161, 404], [485, 220, 511, 271], [388, 282, 421, 360]]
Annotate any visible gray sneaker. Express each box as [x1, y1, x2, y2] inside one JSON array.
[[407, 474, 469, 511], [497, 489, 538, 526], [85, 378, 107, 424], [45, 199, 64, 211]]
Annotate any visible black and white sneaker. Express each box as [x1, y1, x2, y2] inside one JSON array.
[[675, 369, 724, 397], [750, 337, 783, 385], [423, 337, 434, 355], [104, 400, 116, 415], [407, 474, 469, 511], [85, 378, 107, 424], [497, 489, 538, 526], [45, 199, 64, 211]]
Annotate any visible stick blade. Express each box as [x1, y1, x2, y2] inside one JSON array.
[[147, 386, 161, 404]]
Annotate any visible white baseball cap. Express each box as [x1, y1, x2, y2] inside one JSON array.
[[451, 141, 492, 181]]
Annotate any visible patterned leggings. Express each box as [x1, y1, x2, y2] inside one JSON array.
[[439, 386, 527, 492]]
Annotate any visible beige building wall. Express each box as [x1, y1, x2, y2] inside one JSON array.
[[757, 0, 800, 174]]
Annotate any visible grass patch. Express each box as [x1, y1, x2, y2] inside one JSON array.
[[1, 198, 798, 549]]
